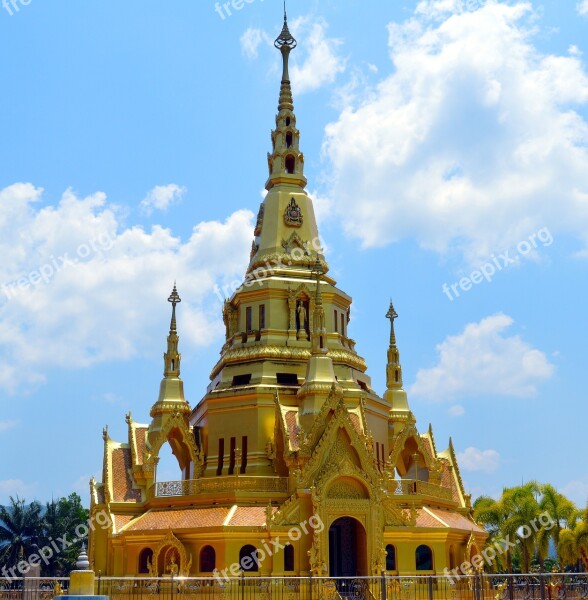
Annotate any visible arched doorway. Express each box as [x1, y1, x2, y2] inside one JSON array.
[[328, 517, 367, 577]]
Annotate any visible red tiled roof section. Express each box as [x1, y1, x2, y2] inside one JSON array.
[[285, 411, 299, 451], [125, 507, 230, 531], [440, 458, 461, 502], [415, 509, 445, 528], [430, 509, 486, 533], [111, 447, 142, 503], [134, 427, 148, 465], [421, 437, 434, 462], [228, 506, 272, 527], [114, 514, 135, 532]]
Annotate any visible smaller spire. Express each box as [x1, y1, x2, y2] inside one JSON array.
[[385, 301, 402, 389], [164, 284, 182, 378], [274, 4, 297, 112], [310, 255, 327, 355]]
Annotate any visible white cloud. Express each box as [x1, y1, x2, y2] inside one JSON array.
[[410, 314, 554, 400], [322, 2, 588, 262], [0, 479, 36, 501], [0, 183, 253, 394], [240, 27, 267, 59], [448, 404, 465, 417], [289, 18, 346, 94], [140, 184, 186, 215], [0, 420, 17, 432], [241, 17, 346, 95], [578, 1, 588, 16], [457, 447, 500, 473]]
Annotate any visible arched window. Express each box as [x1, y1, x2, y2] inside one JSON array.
[[239, 545, 259, 572], [200, 545, 216, 573], [385, 544, 396, 571], [286, 132, 293, 148], [138, 548, 153, 574], [285, 117, 291, 126], [415, 545, 433, 571], [284, 544, 294, 572], [285, 155, 295, 174]]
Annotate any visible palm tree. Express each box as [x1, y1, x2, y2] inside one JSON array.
[[558, 505, 588, 571], [0, 497, 43, 569], [540, 484, 577, 567], [474, 494, 513, 572]]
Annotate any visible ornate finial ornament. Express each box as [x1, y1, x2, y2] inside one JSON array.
[[168, 283, 181, 333], [274, 2, 297, 55], [386, 300, 398, 346], [75, 544, 91, 570]]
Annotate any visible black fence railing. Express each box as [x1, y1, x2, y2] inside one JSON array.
[[1, 573, 588, 600]]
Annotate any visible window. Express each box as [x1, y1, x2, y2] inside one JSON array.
[[240, 436, 248, 474], [285, 117, 291, 126], [138, 548, 153, 574], [259, 304, 266, 330], [334, 309, 338, 332], [286, 132, 293, 148], [386, 545, 396, 571], [285, 155, 295, 174], [229, 437, 236, 475], [239, 545, 259, 572], [216, 438, 224, 476], [200, 546, 216, 573], [341, 313, 345, 336], [284, 544, 294, 572], [232, 374, 251, 386], [415, 545, 433, 571], [246, 306, 252, 331], [276, 373, 298, 386]]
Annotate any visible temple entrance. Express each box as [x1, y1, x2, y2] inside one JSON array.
[[328, 517, 367, 577]]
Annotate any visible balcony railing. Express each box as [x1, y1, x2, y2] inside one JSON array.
[[150, 476, 289, 498], [393, 479, 454, 502]]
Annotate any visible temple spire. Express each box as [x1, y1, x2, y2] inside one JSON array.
[[384, 301, 411, 435], [265, 8, 307, 190], [164, 284, 181, 378]]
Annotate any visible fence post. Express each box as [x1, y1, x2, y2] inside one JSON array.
[[309, 572, 313, 600], [540, 573, 546, 600], [97, 571, 101, 596], [171, 572, 174, 600], [381, 573, 387, 600], [428, 576, 434, 600], [241, 572, 245, 600]]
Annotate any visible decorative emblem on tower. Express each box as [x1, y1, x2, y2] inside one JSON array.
[[284, 197, 303, 227]]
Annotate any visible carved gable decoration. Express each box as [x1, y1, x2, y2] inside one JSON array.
[[326, 478, 368, 500], [284, 198, 303, 227]]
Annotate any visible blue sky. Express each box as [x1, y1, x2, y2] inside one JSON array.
[[0, 0, 587, 508]]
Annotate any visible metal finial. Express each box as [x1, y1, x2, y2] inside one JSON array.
[[386, 300, 398, 322], [274, 3, 297, 51], [168, 282, 181, 307], [168, 283, 181, 333]]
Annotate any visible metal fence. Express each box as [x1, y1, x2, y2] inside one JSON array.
[[1, 574, 588, 600]]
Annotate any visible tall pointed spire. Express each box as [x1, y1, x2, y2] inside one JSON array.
[[164, 283, 181, 378], [265, 7, 307, 190], [384, 301, 411, 435]]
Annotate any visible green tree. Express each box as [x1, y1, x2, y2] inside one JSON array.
[[0, 497, 43, 570], [539, 484, 577, 568], [41, 493, 89, 575]]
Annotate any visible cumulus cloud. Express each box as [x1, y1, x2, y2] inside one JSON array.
[[0, 183, 253, 394], [322, 1, 588, 262], [458, 447, 501, 473], [240, 27, 268, 59], [0, 420, 17, 432], [410, 314, 554, 400], [578, 1, 588, 16], [140, 184, 186, 215]]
